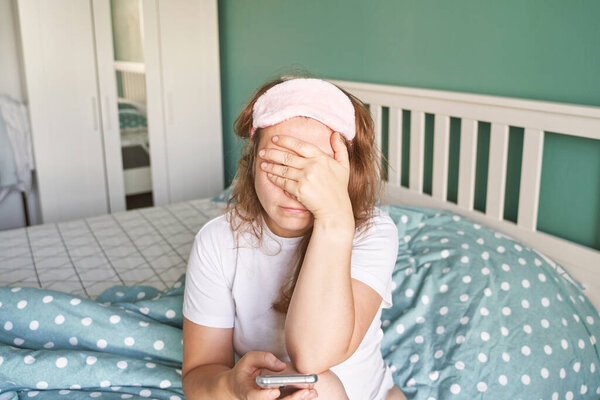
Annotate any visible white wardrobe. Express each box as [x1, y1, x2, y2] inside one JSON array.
[[17, 0, 223, 223]]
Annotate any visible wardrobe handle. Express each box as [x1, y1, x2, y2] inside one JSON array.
[[104, 96, 112, 130], [91, 96, 99, 131]]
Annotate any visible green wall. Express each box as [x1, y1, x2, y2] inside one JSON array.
[[217, 0, 600, 250]]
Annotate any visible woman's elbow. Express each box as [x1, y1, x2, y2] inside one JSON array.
[[289, 349, 346, 375], [291, 356, 327, 375]]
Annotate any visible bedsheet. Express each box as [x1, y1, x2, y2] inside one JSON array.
[[0, 199, 226, 298]]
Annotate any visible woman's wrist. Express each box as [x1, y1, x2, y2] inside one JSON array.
[[315, 198, 354, 222], [313, 211, 355, 242], [182, 367, 236, 400], [220, 370, 238, 400], [313, 194, 352, 217]]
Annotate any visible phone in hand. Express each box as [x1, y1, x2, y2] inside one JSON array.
[[255, 374, 318, 388]]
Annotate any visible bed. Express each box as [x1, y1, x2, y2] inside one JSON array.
[[1, 81, 599, 399], [0, 198, 226, 400]]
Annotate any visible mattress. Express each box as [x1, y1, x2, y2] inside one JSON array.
[[0, 198, 226, 298]]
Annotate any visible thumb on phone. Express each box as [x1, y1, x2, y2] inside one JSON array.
[[243, 351, 286, 372]]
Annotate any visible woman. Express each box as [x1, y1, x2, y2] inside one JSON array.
[[182, 77, 405, 400]]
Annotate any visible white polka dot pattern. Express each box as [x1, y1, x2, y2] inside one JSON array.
[[0, 275, 187, 398], [1, 205, 599, 399], [381, 206, 600, 399]]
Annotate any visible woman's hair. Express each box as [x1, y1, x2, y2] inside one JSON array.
[[227, 76, 383, 313]]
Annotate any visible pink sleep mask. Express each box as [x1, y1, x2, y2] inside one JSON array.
[[251, 78, 356, 141]]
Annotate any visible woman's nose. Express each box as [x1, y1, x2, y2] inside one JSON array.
[[283, 190, 298, 202]]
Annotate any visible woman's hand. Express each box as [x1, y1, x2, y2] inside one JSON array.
[[226, 351, 317, 399], [258, 133, 353, 223]]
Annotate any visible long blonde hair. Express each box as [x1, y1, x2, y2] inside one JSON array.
[[227, 77, 383, 313]]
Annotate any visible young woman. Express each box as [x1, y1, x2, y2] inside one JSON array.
[[182, 77, 405, 400]]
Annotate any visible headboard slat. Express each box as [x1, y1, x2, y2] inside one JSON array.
[[387, 107, 403, 186], [517, 128, 545, 231], [486, 123, 510, 220], [457, 118, 478, 210], [370, 104, 383, 154], [114, 61, 147, 103], [432, 114, 450, 201], [409, 111, 425, 193]]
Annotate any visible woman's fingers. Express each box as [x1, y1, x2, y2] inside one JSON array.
[[267, 173, 299, 197], [331, 132, 350, 167], [281, 388, 318, 399], [229, 352, 288, 400], [259, 148, 305, 169], [240, 351, 287, 373], [256, 388, 282, 400], [272, 135, 323, 158], [260, 162, 301, 181]]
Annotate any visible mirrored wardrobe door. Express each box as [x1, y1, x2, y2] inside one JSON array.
[[110, 0, 155, 209], [95, 0, 154, 211], [96, 0, 223, 211]]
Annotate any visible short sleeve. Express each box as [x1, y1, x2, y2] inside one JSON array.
[[183, 220, 235, 328], [350, 211, 399, 308]]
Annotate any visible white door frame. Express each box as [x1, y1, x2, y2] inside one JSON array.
[[141, 0, 170, 206], [92, 0, 126, 213]]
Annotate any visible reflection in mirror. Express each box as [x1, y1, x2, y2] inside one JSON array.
[[110, 0, 153, 210]]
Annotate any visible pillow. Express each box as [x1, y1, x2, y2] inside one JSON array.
[[118, 101, 147, 131], [380, 205, 600, 399], [211, 184, 234, 204]]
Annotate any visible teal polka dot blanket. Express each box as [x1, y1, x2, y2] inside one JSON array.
[[0, 277, 186, 400], [1, 206, 599, 399], [379, 206, 600, 399]]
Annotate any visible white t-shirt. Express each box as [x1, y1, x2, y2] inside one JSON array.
[[183, 208, 399, 400]]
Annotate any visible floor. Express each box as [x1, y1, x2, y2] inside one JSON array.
[[126, 192, 154, 210]]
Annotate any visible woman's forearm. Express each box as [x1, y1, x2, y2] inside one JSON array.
[[285, 212, 356, 373], [182, 364, 234, 400]]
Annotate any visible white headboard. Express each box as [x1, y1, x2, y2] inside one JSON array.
[[332, 79, 600, 310], [114, 60, 147, 104]]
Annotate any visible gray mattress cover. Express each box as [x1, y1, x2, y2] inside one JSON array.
[[0, 199, 226, 298]]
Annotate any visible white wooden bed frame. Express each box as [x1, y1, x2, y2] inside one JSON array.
[[332, 79, 600, 311]]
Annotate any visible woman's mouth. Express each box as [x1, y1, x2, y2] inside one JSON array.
[[281, 206, 308, 214]]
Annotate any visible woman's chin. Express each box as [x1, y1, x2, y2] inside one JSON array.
[[273, 216, 313, 237]]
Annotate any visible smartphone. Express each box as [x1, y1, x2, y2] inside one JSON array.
[[255, 374, 318, 388]]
